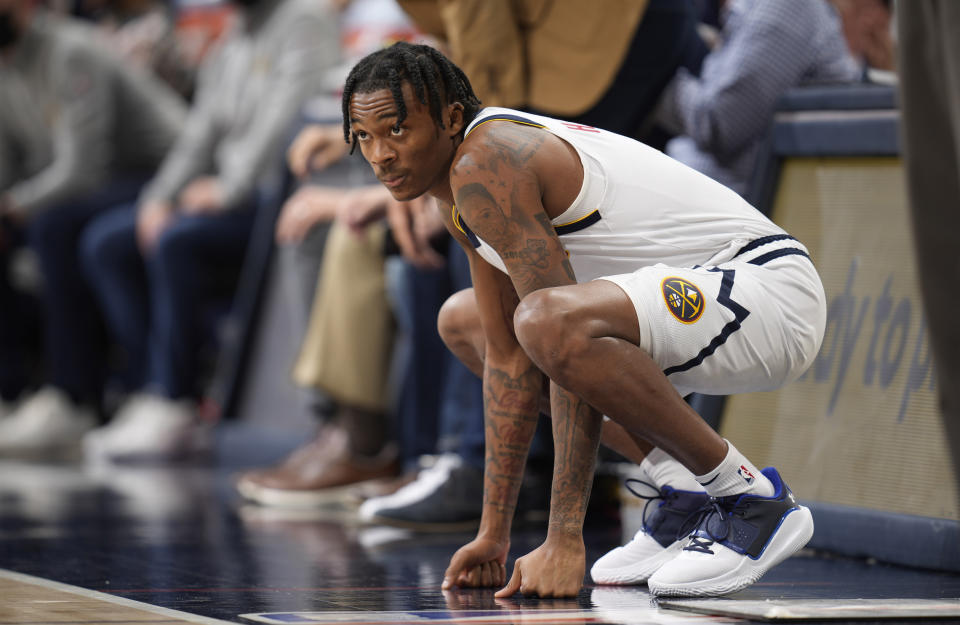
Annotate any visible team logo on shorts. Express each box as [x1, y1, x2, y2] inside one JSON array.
[[661, 277, 705, 323]]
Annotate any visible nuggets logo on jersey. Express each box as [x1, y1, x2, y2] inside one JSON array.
[[662, 277, 705, 323]]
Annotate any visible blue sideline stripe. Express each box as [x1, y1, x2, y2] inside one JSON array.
[[663, 268, 750, 376]]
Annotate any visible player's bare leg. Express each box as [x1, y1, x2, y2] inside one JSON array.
[[439, 287, 653, 463], [513, 280, 726, 474], [514, 280, 814, 597]]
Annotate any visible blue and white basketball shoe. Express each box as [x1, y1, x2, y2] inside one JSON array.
[[647, 467, 814, 597], [590, 480, 711, 585]]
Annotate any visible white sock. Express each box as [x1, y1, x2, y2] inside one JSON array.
[[640, 447, 705, 493], [695, 440, 774, 498]]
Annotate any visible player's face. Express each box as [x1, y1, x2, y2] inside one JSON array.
[[349, 83, 461, 201]]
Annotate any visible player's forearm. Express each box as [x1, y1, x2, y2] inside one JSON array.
[[478, 356, 542, 541], [546, 381, 603, 540]]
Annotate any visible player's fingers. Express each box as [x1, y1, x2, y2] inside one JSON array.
[[479, 561, 495, 587], [494, 565, 522, 598], [442, 552, 472, 590], [466, 564, 484, 587], [441, 563, 461, 590]]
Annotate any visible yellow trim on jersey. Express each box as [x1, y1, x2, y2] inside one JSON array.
[[555, 209, 600, 229], [451, 204, 466, 236], [465, 116, 547, 139]]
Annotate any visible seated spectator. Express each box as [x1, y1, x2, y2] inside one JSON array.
[[0, 0, 186, 457], [398, 0, 707, 139], [655, 0, 861, 197], [235, 0, 454, 505], [357, 241, 494, 530], [238, 187, 409, 505], [90, 0, 203, 100], [236, 120, 450, 506], [79, 0, 339, 463]]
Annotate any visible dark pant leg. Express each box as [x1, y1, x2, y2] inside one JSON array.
[[0, 222, 39, 400], [898, 0, 960, 488], [79, 205, 150, 393], [390, 256, 447, 470], [27, 180, 147, 404], [442, 244, 486, 470], [145, 208, 257, 399]]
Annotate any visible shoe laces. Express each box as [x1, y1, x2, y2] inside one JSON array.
[[623, 478, 691, 531], [677, 496, 746, 554]]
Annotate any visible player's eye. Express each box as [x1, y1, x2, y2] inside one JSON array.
[[390, 124, 404, 136], [354, 130, 368, 141]]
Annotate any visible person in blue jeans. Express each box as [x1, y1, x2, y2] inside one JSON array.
[[0, 0, 185, 457], [360, 241, 553, 530], [78, 0, 339, 463], [80, 199, 259, 461]]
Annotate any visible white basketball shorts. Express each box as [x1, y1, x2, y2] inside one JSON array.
[[599, 236, 827, 397]]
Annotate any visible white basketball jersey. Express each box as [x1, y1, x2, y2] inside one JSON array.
[[455, 107, 787, 281]]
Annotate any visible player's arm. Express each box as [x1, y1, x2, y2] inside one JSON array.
[[449, 125, 576, 299], [449, 124, 602, 597], [438, 199, 543, 590]]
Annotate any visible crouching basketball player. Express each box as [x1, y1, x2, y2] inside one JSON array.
[[341, 42, 824, 598]]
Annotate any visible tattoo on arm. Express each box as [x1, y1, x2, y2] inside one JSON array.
[[455, 181, 575, 297], [482, 365, 542, 515]]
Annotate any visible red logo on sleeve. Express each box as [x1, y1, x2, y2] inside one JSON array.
[[561, 121, 600, 133]]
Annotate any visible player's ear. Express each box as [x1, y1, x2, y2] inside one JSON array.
[[446, 102, 465, 138]]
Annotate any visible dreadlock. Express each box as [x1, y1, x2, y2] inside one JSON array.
[[341, 41, 482, 152]]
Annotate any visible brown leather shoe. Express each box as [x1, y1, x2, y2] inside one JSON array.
[[236, 425, 399, 508]]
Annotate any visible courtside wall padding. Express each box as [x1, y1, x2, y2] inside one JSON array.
[[718, 85, 959, 572]]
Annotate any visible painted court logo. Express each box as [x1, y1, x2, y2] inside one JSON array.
[[738, 465, 756, 485], [662, 277, 705, 323]]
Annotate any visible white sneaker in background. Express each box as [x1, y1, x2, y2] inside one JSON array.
[[0, 387, 96, 458], [83, 394, 211, 464], [83, 394, 152, 463], [358, 453, 483, 531]]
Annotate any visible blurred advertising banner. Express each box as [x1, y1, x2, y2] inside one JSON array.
[[721, 157, 958, 521]]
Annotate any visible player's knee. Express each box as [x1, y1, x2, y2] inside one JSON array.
[[515, 289, 591, 384], [438, 288, 479, 351]]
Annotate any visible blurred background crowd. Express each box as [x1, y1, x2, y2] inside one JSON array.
[[0, 0, 904, 534]]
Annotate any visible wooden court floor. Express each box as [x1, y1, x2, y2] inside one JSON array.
[[1, 427, 959, 625]]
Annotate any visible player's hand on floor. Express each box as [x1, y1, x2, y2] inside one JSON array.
[[494, 535, 585, 598], [442, 536, 509, 590]]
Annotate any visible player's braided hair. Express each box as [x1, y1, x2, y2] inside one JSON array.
[[341, 41, 482, 151]]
